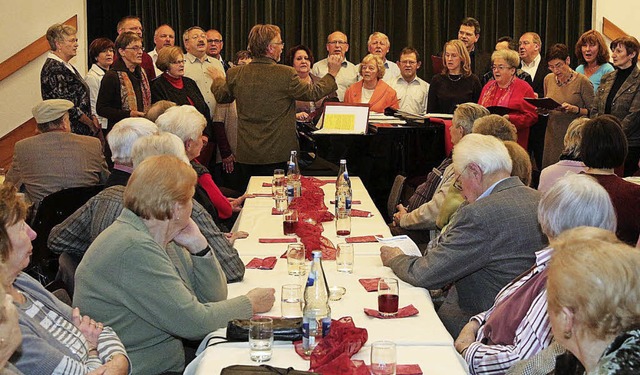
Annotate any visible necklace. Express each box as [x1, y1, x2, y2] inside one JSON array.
[[447, 73, 462, 82], [555, 70, 575, 87]]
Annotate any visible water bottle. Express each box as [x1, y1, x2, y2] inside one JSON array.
[[335, 159, 352, 236], [302, 250, 331, 355], [286, 151, 302, 203]]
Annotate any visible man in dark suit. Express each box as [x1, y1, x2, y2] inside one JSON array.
[[206, 29, 231, 71], [519, 32, 551, 182], [458, 17, 491, 77], [210, 24, 340, 190], [380, 134, 547, 337], [5, 99, 109, 205]]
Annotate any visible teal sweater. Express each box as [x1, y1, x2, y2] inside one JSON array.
[[74, 209, 253, 374]]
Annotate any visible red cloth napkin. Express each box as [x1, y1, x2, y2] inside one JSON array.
[[358, 278, 381, 292], [271, 208, 284, 215], [366, 364, 423, 375], [262, 182, 273, 187], [311, 317, 369, 373], [346, 235, 382, 243], [330, 200, 361, 204], [245, 257, 277, 270], [364, 305, 419, 319], [258, 238, 297, 243], [350, 209, 372, 217]]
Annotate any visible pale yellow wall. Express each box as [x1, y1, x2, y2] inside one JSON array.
[[593, 0, 640, 43], [0, 0, 87, 138]]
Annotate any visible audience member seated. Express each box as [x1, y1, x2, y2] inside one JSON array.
[[145, 99, 176, 122], [538, 117, 589, 193], [428, 39, 482, 114], [156, 105, 245, 228], [41, 24, 101, 138], [392, 103, 489, 242], [288, 45, 337, 125], [47, 132, 246, 284], [546, 228, 640, 373], [0, 264, 23, 375], [311, 31, 359, 101], [540, 43, 594, 168], [104, 117, 158, 188], [589, 36, 640, 176], [85, 37, 115, 131], [74, 155, 275, 374], [96, 31, 151, 133], [4, 99, 109, 207], [454, 175, 617, 374], [380, 134, 547, 336], [478, 49, 538, 149], [344, 54, 399, 112], [503, 141, 533, 187], [581, 116, 640, 245], [0, 185, 130, 374], [472, 114, 517, 142], [574, 30, 614, 92], [389, 47, 430, 114]]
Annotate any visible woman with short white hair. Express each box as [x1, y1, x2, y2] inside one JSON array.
[[105, 117, 158, 187], [455, 173, 617, 374], [156, 106, 244, 227]]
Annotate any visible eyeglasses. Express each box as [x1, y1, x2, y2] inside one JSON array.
[[271, 41, 285, 46], [189, 34, 206, 40], [399, 60, 418, 66], [124, 46, 144, 52], [170, 59, 186, 65], [327, 41, 348, 46], [491, 65, 512, 71], [453, 166, 468, 191], [548, 61, 565, 71], [208, 39, 223, 44]]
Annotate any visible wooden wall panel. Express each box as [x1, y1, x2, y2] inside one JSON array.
[[0, 118, 37, 170]]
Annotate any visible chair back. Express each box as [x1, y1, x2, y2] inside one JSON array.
[[387, 175, 406, 219], [26, 185, 104, 285]]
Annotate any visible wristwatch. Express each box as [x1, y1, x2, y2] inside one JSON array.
[[194, 245, 211, 257]]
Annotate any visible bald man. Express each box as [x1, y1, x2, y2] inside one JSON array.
[[148, 24, 175, 76], [311, 31, 358, 101]]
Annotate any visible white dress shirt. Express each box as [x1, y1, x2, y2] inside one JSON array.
[[520, 54, 541, 79], [311, 58, 358, 101], [183, 52, 225, 118], [148, 48, 163, 77], [389, 75, 430, 114]]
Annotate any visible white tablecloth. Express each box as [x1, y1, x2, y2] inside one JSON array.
[[189, 176, 468, 374]]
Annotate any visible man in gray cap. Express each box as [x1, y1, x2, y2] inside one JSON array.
[[5, 99, 109, 205]]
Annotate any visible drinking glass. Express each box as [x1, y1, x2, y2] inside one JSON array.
[[249, 317, 273, 362], [286, 243, 306, 276], [377, 278, 399, 316], [336, 243, 354, 273], [272, 169, 285, 196], [283, 208, 298, 236], [281, 284, 303, 318], [370, 341, 397, 375]]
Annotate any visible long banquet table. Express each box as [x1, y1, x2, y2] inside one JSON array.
[[189, 176, 469, 374]]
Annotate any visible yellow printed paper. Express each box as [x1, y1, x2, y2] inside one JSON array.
[[323, 114, 356, 131]]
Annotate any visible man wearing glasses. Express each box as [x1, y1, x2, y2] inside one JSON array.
[[389, 47, 430, 114], [206, 29, 231, 72], [381, 134, 546, 337], [311, 31, 358, 101]]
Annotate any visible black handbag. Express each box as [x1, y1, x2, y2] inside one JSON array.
[[221, 365, 318, 374], [226, 318, 303, 342]]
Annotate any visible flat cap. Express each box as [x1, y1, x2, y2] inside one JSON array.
[[32, 99, 74, 124]]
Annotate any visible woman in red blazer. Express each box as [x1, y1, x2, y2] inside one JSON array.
[[344, 54, 399, 112]]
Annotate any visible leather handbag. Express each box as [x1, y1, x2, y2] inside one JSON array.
[[226, 318, 303, 342]]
